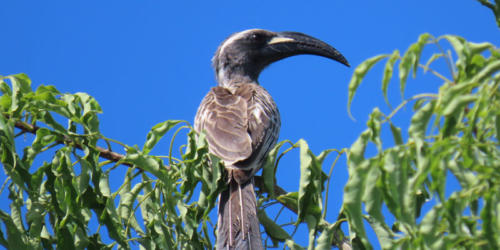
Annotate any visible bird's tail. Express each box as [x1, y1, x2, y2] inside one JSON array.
[[216, 178, 263, 250]]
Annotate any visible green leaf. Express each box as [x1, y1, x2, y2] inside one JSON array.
[[297, 139, 325, 223], [469, 59, 500, 83], [496, 115, 500, 143], [440, 35, 468, 74], [481, 191, 500, 248], [441, 94, 476, 117], [399, 33, 431, 99], [390, 123, 403, 145], [419, 204, 444, 248], [8, 73, 32, 116], [343, 129, 372, 249], [22, 127, 57, 167], [424, 53, 445, 72], [348, 54, 389, 119], [409, 101, 436, 142], [468, 41, 494, 55], [124, 148, 169, 183], [315, 223, 335, 250], [0, 210, 28, 249], [363, 158, 394, 249], [257, 209, 290, 241], [143, 120, 184, 154], [119, 181, 148, 235], [261, 140, 291, 197], [277, 192, 298, 212], [0, 112, 15, 148], [382, 50, 400, 108]]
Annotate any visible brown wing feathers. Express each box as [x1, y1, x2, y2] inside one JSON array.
[[196, 86, 252, 165], [195, 83, 278, 249]]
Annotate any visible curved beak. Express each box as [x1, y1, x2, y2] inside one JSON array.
[[264, 31, 350, 67]]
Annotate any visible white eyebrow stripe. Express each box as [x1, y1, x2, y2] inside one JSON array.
[[218, 29, 259, 56]]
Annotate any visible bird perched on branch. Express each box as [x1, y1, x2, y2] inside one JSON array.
[[194, 29, 349, 249]]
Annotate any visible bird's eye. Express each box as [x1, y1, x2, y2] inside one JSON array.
[[249, 33, 264, 42]]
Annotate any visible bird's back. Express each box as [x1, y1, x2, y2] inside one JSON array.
[[194, 82, 280, 183]]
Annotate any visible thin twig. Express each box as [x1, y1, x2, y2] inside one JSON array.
[[322, 149, 346, 220], [384, 93, 438, 122], [432, 38, 457, 81], [418, 63, 452, 83]]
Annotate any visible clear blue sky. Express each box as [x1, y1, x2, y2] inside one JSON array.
[[1, 1, 498, 248]]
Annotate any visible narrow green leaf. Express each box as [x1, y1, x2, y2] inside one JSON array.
[[297, 139, 324, 223], [362, 158, 393, 249], [412, 33, 432, 76], [366, 108, 383, 152], [0, 77, 12, 94], [77, 158, 91, 195], [26, 199, 45, 241], [495, 115, 500, 143], [143, 120, 184, 154], [315, 223, 335, 250], [469, 59, 500, 83], [0, 210, 28, 249], [261, 140, 290, 197], [8, 73, 32, 115], [468, 41, 494, 55], [0, 113, 14, 147], [413, 98, 427, 111], [419, 204, 444, 248], [409, 101, 436, 141], [424, 53, 445, 72], [348, 54, 389, 119], [440, 35, 468, 73], [382, 50, 400, 108], [441, 94, 476, 117], [343, 129, 372, 249], [99, 173, 111, 197], [124, 148, 169, 183], [390, 123, 403, 145], [277, 192, 298, 212], [257, 209, 290, 241], [399, 33, 431, 99], [22, 127, 57, 167], [0, 81, 11, 110], [381, 149, 406, 223], [119, 181, 148, 235]]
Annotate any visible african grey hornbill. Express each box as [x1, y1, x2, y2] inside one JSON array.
[[194, 29, 349, 249]]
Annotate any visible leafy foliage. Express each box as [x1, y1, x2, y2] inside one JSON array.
[[1, 4, 499, 249], [0, 73, 349, 249], [344, 34, 500, 249]]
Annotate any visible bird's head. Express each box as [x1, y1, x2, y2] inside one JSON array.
[[212, 29, 349, 87]]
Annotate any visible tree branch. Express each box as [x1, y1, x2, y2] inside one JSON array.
[[13, 120, 133, 167]]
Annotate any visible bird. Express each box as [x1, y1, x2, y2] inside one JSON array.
[[194, 29, 349, 249]]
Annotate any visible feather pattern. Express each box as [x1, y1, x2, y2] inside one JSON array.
[[195, 83, 280, 183], [195, 82, 280, 249]]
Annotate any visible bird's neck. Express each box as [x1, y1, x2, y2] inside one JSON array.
[[216, 66, 260, 87]]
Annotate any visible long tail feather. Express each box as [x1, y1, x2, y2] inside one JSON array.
[[217, 178, 263, 250]]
